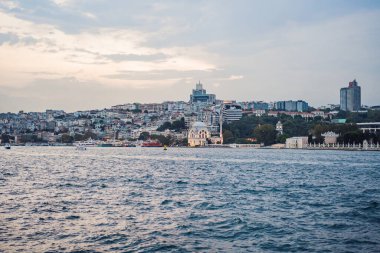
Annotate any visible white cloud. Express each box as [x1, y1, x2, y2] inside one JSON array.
[[52, 0, 72, 7], [82, 12, 97, 20], [0, 0, 20, 10], [0, 11, 217, 89]]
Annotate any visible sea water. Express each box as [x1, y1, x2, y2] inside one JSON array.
[[1, 147, 380, 252]]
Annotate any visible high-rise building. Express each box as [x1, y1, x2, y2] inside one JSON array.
[[223, 103, 242, 123], [190, 81, 216, 104], [296, 100, 309, 112], [274, 100, 308, 112], [340, 79, 361, 111]]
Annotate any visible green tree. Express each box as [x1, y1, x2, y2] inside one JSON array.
[[276, 134, 289, 144], [151, 134, 173, 146], [336, 110, 348, 119], [61, 134, 74, 143], [171, 118, 186, 131], [157, 122, 172, 131], [138, 132, 150, 141], [254, 124, 277, 146], [74, 133, 83, 141], [223, 130, 235, 144], [367, 110, 380, 122], [311, 124, 329, 143], [83, 131, 97, 140], [181, 138, 188, 146], [1, 134, 12, 143]]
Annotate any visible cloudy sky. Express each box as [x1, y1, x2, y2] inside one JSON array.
[[0, 0, 379, 112]]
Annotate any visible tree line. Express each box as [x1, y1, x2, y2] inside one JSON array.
[[222, 112, 380, 146]]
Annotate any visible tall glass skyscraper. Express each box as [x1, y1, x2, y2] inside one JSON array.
[[340, 79, 361, 111]]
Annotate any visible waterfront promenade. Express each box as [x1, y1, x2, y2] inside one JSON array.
[[305, 142, 380, 151]]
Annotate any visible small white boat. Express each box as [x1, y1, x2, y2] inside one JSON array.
[[4, 143, 11, 150]]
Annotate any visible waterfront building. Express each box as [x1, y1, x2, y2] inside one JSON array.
[[223, 103, 242, 123], [285, 137, 308, 149], [357, 122, 380, 133], [340, 79, 361, 111], [188, 122, 211, 147], [190, 81, 216, 104], [321, 132, 339, 144]]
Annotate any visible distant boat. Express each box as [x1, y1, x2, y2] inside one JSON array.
[[142, 141, 162, 147], [163, 145, 167, 150], [4, 143, 11, 150], [74, 138, 97, 147]]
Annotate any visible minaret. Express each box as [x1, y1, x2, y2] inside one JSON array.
[[276, 121, 283, 135], [219, 105, 224, 144]]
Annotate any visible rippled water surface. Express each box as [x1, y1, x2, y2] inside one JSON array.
[[1, 147, 380, 252]]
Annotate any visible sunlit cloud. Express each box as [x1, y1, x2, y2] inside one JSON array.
[[0, 10, 217, 89], [0, 1, 379, 112]]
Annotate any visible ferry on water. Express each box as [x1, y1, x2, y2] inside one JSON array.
[[74, 138, 97, 147]]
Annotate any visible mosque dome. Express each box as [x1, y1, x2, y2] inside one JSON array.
[[188, 122, 210, 147]]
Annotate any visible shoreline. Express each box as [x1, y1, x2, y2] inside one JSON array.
[[2, 144, 379, 152]]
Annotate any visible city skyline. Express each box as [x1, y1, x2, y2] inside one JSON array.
[[1, 0, 380, 112]]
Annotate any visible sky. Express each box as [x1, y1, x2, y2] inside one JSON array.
[[0, 0, 379, 112]]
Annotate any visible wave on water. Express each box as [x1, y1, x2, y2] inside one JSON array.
[[1, 147, 379, 252]]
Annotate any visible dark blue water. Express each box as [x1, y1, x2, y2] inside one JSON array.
[[1, 147, 380, 252]]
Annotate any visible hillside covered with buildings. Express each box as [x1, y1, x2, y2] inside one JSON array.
[[1, 80, 379, 147]]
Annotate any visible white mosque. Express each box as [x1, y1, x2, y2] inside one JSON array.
[[188, 122, 211, 147]]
